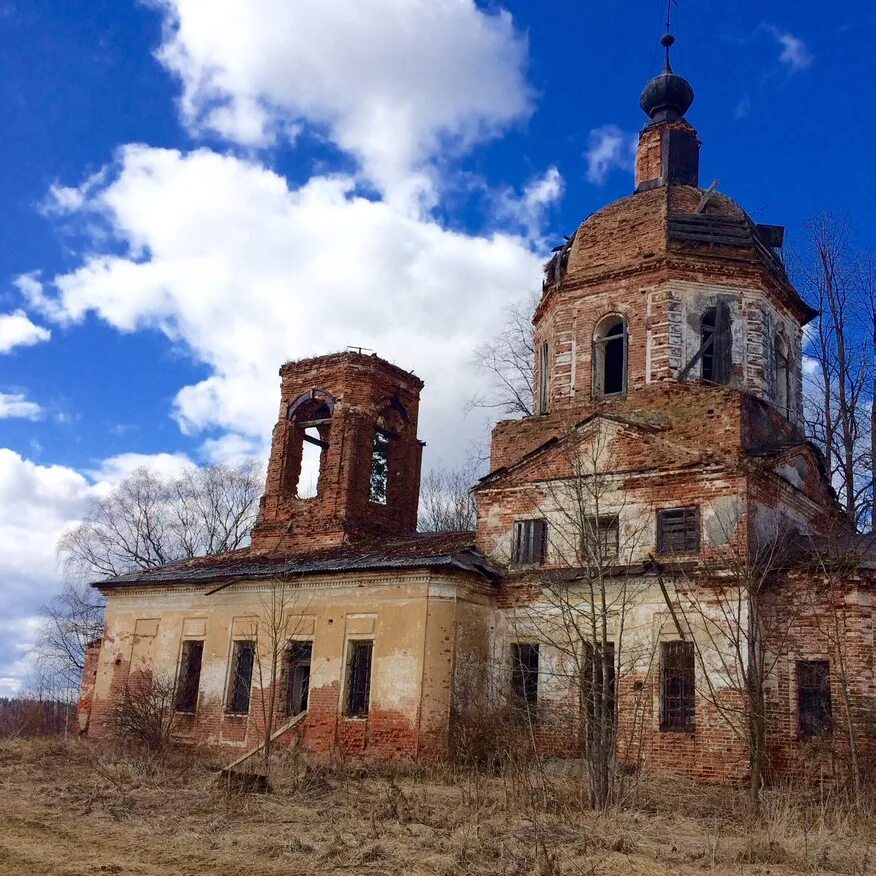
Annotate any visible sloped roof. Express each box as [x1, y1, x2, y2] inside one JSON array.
[[93, 531, 501, 590]]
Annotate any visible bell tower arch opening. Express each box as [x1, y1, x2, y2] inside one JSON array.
[[594, 315, 627, 398], [283, 391, 334, 499]]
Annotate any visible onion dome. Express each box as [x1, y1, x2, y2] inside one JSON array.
[[640, 34, 694, 123]]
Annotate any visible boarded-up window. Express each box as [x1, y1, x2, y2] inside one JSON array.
[[661, 641, 695, 730], [582, 642, 616, 748], [369, 430, 390, 505], [582, 515, 619, 563], [510, 643, 539, 709], [797, 660, 832, 738], [174, 640, 203, 713], [346, 641, 373, 718], [226, 640, 255, 714], [513, 519, 547, 565], [657, 507, 700, 555], [285, 641, 312, 715]]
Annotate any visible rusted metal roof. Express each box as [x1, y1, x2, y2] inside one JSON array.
[[93, 531, 502, 589]]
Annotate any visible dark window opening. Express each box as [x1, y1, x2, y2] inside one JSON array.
[[699, 304, 732, 385], [582, 515, 619, 563], [798, 660, 832, 738], [285, 641, 312, 715], [776, 335, 790, 419], [226, 640, 255, 715], [661, 641, 695, 730], [510, 643, 539, 710], [346, 641, 373, 718], [513, 519, 547, 565], [594, 316, 627, 397], [657, 507, 700, 555], [582, 642, 616, 746], [174, 640, 203, 713], [369, 429, 390, 505], [538, 341, 550, 414]]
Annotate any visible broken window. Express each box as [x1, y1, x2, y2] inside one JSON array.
[[226, 640, 255, 714], [661, 641, 695, 730], [285, 641, 312, 715], [174, 640, 203, 713], [285, 391, 333, 498], [582, 515, 619, 563], [797, 660, 832, 738], [513, 519, 547, 566], [582, 642, 616, 747], [699, 304, 732, 384], [775, 334, 790, 418], [657, 507, 700, 555], [369, 429, 390, 505], [594, 315, 627, 397], [538, 341, 550, 414], [346, 640, 373, 718], [510, 643, 539, 710]]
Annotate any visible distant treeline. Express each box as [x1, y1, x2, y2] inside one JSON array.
[[0, 697, 76, 738]]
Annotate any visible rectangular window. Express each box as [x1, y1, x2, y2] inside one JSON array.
[[582, 515, 619, 562], [797, 660, 832, 738], [513, 519, 547, 566], [346, 641, 373, 718], [226, 640, 255, 715], [285, 641, 312, 715], [657, 507, 700, 555], [582, 642, 616, 746], [369, 430, 390, 505], [538, 341, 550, 414], [174, 640, 204, 713], [661, 641, 695, 730], [510, 643, 539, 710]]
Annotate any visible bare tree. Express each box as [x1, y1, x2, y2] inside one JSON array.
[[58, 461, 263, 580], [418, 464, 478, 532], [799, 214, 873, 529], [469, 294, 537, 417], [37, 581, 105, 690]]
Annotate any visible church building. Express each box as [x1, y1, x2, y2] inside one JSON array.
[[79, 39, 875, 783]]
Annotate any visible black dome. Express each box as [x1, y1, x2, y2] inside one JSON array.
[[640, 35, 695, 123]]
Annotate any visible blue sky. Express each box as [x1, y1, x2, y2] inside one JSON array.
[[0, 1, 872, 693]]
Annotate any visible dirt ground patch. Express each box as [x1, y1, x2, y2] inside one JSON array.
[[0, 739, 872, 875]]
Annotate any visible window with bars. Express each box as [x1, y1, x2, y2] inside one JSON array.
[[285, 641, 312, 715], [513, 519, 547, 566], [510, 643, 539, 710], [582, 641, 616, 747], [174, 640, 203, 713], [657, 507, 700, 555], [661, 641, 695, 730], [226, 640, 255, 715], [582, 515, 619, 563], [346, 640, 373, 718], [797, 660, 832, 738]]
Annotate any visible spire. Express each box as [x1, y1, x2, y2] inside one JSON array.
[[640, 34, 695, 123]]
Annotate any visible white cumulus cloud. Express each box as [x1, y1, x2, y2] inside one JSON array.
[[152, 0, 532, 205], [0, 392, 43, 420], [584, 125, 637, 185], [0, 309, 51, 353]]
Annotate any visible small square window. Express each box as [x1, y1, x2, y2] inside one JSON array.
[[657, 508, 700, 555], [513, 519, 547, 565]]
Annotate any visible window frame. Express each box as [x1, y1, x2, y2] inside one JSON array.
[[660, 640, 696, 732], [512, 519, 547, 566], [538, 340, 550, 414], [797, 659, 832, 739], [368, 428, 391, 505], [345, 639, 374, 718], [582, 515, 619, 564], [582, 641, 617, 750], [225, 639, 256, 716], [510, 642, 540, 712], [174, 639, 204, 714], [593, 315, 628, 399], [656, 507, 701, 556], [284, 639, 313, 716], [775, 334, 791, 420]]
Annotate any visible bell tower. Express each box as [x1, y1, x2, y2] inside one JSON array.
[[251, 351, 425, 554]]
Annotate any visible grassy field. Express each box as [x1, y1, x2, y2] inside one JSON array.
[[0, 738, 872, 875]]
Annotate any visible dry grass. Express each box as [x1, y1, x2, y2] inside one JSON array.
[[0, 738, 872, 875]]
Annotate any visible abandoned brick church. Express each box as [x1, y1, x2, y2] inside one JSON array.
[[79, 41, 875, 783]]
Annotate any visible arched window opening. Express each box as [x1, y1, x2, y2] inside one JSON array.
[[775, 334, 790, 418], [283, 391, 334, 498], [594, 316, 627, 398], [538, 341, 550, 414], [697, 303, 732, 385], [369, 401, 407, 506]]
